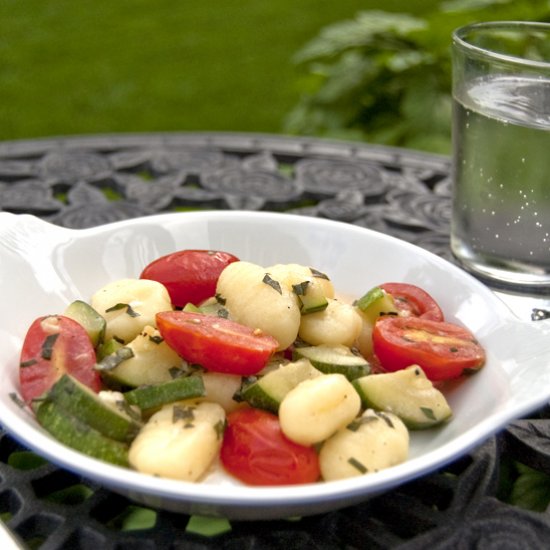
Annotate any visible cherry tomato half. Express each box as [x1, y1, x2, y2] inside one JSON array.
[[140, 249, 239, 307], [19, 315, 101, 402], [220, 407, 320, 486], [372, 316, 485, 381], [380, 282, 444, 321], [156, 311, 279, 375]]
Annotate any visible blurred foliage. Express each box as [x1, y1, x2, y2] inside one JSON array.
[[508, 463, 550, 513], [285, 0, 550, 153]]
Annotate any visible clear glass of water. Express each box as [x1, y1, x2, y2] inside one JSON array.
[[451, 21, 550, 291]]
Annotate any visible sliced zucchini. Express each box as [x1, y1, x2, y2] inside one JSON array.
[[292, 344, 370, 381], [239, 358, 322, 413], [292, 281, 329, 314], [353, 365, 452, 429], [123, 375, 205, 411], [96, 337, 125, 361], [35, 399, 129, 467], [44, 374, 141, 442], [63, 300, 106, 347], [355, 286, 399, 325], [196, 297, 230, 318]]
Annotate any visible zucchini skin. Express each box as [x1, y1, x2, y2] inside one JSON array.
[[46, 374, 141, 442], [35, 400, 130, 467], [124, 375, 206, 411]]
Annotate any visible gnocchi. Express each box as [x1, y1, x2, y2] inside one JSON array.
[[278, 373, 361, 445], [129, 400, 225, 481], [319, 409, 409, 481], [91, 278, 173, 343], [21, 247, 473, 489], [216, 261, 301, 350]]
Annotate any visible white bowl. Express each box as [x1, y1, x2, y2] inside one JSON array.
[[1, 210, 549, 520]]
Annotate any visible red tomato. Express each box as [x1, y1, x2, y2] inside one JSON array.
[[140, 249, 239, 307], [220, 407, 320, 486], [19, 315, 101, 402], [156, 311, 278, 375], [380, 282, 444, 321], [372, 316, 485, 381]]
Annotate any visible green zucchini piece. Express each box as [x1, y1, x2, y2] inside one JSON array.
[[292, 344, 370, 380], [356, 286, 399, 325], [45, 374, 141, 442], [124, 375, 206, 411], [63, 300, 106, 347], [352, 365, 452, 429], [292, 281, 329, 314], [35, 399, 129, 466], [96, 338, 125, 361], [196, 297, 230, 318], [239, 359, 322, 413]]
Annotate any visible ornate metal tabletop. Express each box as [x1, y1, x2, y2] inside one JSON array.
[[1, 133, 549, 548]]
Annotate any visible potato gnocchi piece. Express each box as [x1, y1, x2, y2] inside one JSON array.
[[266, 263, 335, 312], [106, 325, 183, 387], [200, 371, 244, 413], [279, 373, 361, 445], [91, 278, 173, 343], [298, 299, 363, 347], [319, 409, 409, 481], [129, 400, 225, 481], [216, 261, 301, 350]]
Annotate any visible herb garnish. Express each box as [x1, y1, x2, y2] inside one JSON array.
[[292, 281, 310, 296], [421, 407, 436, 421], [262, 274, 282, 294], [41, 334, 59, 360], [310, 267, 329, 280], [95, 347, 134, 371], [106, 303, 140, 318], [348, 457, 368, 474]]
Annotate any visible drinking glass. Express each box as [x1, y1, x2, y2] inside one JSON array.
[[451, 21, 550, 291]]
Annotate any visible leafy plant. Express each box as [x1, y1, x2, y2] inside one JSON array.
[[285, 0, 550, 153]]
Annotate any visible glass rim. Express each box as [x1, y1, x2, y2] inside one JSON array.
[[452, 20, 550, 69]]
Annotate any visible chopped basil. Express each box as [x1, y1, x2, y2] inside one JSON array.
[[347, 416, 377, 431], [216, 307, 229, 319], [348, 457, 368, 474], [149, 335, 164, 345], [292, 281, 310, 296], [449, 347, 459, 353], [262, 273, 282, 294], [115, 399, 142, 422], [310, 267, 329, 280], [41, 333, 59, 360], [9, 392, 26, 409], [376, 411, 395, 429], [20, 358, 38, 368], [215, 293, 226, 306], [421, 407, 436, 421], [169, 366, 187, 379], [106, 303, 140, 318], [173, 405, 195, 424], [95, 347, 134, 371]]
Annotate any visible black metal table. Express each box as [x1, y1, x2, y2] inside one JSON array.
[[1, 132, 550, 549]]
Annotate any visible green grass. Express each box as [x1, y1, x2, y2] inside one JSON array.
[[0, 1, 438, 141]]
